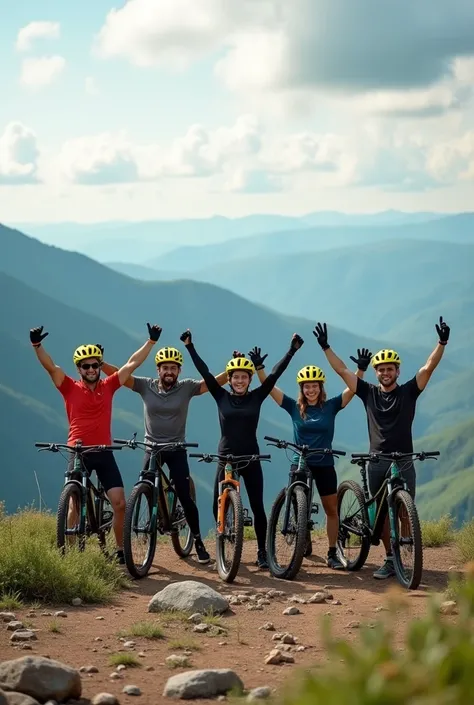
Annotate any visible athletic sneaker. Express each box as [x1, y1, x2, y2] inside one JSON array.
[[194, 538, 211, 564], [373, 557, 396, 580], [256, 549, 269, 570], [327, 550, 344, 570]]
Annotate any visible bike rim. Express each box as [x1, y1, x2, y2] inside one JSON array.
[[171, 500, 191, 549], [220, 498, 238, 573], [271, 492, 300, 572], [393, 494, 416, 585], [129, 490, 154, 571], [338, 488, 366, 565]]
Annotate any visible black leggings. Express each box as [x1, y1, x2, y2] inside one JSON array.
[[213, 461, 267, 552], [144, 450, 201, 537]]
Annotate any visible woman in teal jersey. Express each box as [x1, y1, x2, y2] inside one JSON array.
[[251, 346, 370, 569]]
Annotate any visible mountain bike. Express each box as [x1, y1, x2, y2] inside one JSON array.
[[264, 435, 346, 580], [35, 440, 123, 553], [190, 452, 271, 583], [114, 434, 199, 579], [337, 450, 440, 590]]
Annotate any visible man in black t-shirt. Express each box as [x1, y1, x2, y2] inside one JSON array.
[[313, 317, 451, 580]]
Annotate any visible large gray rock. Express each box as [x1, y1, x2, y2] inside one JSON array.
[[148, 581, 229, 615], [0, 657, 81, 703], [0, 689, 9, 705], [163, 669, 243, 699], [4, 693, 40, 705]]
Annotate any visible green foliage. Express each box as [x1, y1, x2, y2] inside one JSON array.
[[108, 653, 141, 668], [455, 520, 474, 563], [277, 571, 474, 705], [119, 621, 164, 640], [421, 515, 455, 547], [0, 509, 127, 603]]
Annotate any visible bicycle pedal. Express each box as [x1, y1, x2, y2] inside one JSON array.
[[243, 517, 253, 527], [311, 503, 320, 514]]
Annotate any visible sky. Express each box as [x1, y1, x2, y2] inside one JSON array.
[[1, 0, 474, 223]]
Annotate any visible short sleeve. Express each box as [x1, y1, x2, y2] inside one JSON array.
[[281, 394, 297, 416], [328, 394, 343, 415], [404, 375, 423, 400], [57, 375, 76, 398], [132, 376, 150, 395], [181, 378, 203, 398], [356, 378, 371, 403], [103, 371, 121, 394]]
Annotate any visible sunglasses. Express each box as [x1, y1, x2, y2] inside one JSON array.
[[80, 362, 101, 370]]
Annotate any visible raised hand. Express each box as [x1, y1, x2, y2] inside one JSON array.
[[30, 326, 48, 347], [179, 329, 192, 346], [147, 323, 162, 343], [436, 316, 450, 345], [248, 346, 268, 369], [313, 322, 329, 351], [290, 333, 304, 351], [350, 347, 373, 371], [233, 350, 245, 358]]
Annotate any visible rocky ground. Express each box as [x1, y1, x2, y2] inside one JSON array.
[[0, 538, 459, 703]]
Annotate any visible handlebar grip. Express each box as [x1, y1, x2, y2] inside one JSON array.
[[332, 449, 346, 456], [113, 439, 131, 444], [184, 443, 199, 448], [426, 451, 440, 456], [35, 442, 52, 448], [264, 436, 280, 443], [189, 453, 202, 458], [110, 445, 125, 450], [259, 454, 271, 459]]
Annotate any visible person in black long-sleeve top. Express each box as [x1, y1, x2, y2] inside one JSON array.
[[180, 329, 304, 569]]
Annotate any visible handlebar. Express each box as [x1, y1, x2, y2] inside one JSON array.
[[264, 435, 346, 457], [189, 453, 271, 464], [35, 442, 123, 453], [113, 436, 198, 452], [351, 450, 440, 464]]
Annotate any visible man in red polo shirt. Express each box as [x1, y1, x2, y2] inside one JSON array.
[[30, 323, 162, 563]]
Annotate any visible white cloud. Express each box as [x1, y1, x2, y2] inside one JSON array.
[[221, 168, 283, 193], [85, 77, 99, 96], [16, 21, 60, 52], [0, 122, 40, 184], [427, 131, 474, 183], [58, 132, 139, 185], [20, 56, 66, 89]]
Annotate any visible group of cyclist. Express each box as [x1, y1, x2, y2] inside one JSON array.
[[30, 313, 450, 580]]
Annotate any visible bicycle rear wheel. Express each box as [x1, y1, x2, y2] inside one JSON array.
[[170, 476, 196, 558], [123, 483, 157, 579], [337, 480, 370, 571], [57, 483, 85, 553], [267, 486, 308, 580], [391, 489, 423, 590], [216, 489, 243, 583]]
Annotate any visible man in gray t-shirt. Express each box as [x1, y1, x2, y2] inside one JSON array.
[[103, 343, 227, 565]]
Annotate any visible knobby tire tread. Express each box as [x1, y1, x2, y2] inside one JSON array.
[[216, 489, 244, 583], [123, 483, 157, 579], [337, 480, 371, 571]]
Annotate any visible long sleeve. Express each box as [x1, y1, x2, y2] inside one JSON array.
[[256, 349, 296, 400], [185, 344, 224, 400]]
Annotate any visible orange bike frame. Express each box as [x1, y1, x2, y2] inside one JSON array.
[[216, 464, 240, 534]]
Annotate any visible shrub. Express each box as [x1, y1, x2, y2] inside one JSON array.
[[421, 514, 455, 547], [456, 519, 474, 563], [0, 508, 128, 604]]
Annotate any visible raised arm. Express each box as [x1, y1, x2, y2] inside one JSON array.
[[102, 361, 134, 389], [196, 370, 228, 395], [341, 348, 371, 408], [30, 326, 65, 388], [180, 330, 224, 399], [250, 347, 284, 405], [416, 316, 450, 391], [256, 335, 303, 400], [116, 323, 161, 385], [313, 322, 358, 393]]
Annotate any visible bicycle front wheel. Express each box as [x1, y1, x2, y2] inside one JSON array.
[[337, 480, 370, 571], [57, 483, 85, 553], [123, 483, 157, 579], [391, 490, 423, 590], [216, 489, 244, 583], [170, 477, 196, 558], [267, 486, 308, 580], [97, 494, 114, 553]]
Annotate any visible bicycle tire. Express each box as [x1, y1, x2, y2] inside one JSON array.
[[337, 480, 370, 571], [57, 483, 85, 553], [391, 489, 423, 590], [267, 486, 308, 580], [123, 483, 157, 579], [215, 489, 244, 583], [170, 476, 196, 558], [97, 494, 114, 552]]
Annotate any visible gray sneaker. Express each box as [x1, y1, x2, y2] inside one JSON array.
[[373, 558, 395, 580]]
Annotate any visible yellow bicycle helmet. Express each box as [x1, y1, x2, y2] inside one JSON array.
[[371, 349, 401, 368], [155, 346, 184, 366], [73, 344, 103, 365], [297, 365, 326, 384], [226, 357, 255, 375]]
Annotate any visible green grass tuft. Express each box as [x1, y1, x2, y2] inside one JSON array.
[[119, 621, 164, 639], [456, 519, 474, 563], [108, 653, 141, 668], [421, 515, 455, 547]]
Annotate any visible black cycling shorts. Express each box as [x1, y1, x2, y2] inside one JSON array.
[[368, 459, 416, 500], [290, 464, 337, 498], [67, 451, 124, 494]]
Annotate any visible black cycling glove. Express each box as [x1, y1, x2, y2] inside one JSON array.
[[290, 333, 304, 353], [436, 316, 450, 345], [147, 323, 162, 342], [30, 326, 48, 347], [350, 348, 373, 371], [248, 346, 268, 369], [313, 322, 329, 351]]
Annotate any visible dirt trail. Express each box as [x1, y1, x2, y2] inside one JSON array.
[[0, 539, 456, 703]]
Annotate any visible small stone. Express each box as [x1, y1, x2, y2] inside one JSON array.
[[110, 673, 123, 680], [145, 666, 154, 672], [274, 643, 293, 653], [264, 649, 282, 665], [94, 637, 103, 642], [440, 600, 458, 615], [247, 604, 264, 611], [116, 665, 126, 672], [259, 623, 275, 631], [331, 600, 342, 606], [237, 595, 250, 603], [18, 644, 33, 650], [257, 599, 271, 606], [230, 597, 242, 606], [72, 598, 82, 607], [41, 612, 53, 617], [54, 611, 67, 618], [218, 642, 227, 646], [96, 616, 105, 621], [6, 622, 24, 631], [0, 612, 16, 622], [123, 641, 136, 648], [308, 592, 327, 604], [166, 655, 190, 668], [283, 607, 300, 616], [92, 694, 119, 705], [296, 646, 306, 652], [272, 633, 284, 641], [375, 606, 388, 613], [122, 685, 141, 696], [281, 633, 297, 645], [247, 686, 271, 701], [193, 624, 209, 633], [288, 596, 306, 604], [347, 621, 361, 629], [10, 630, 37, 642], [138, 652, 146, 658], [80, 665, 99, 673], [188, 613, 203, 624]]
